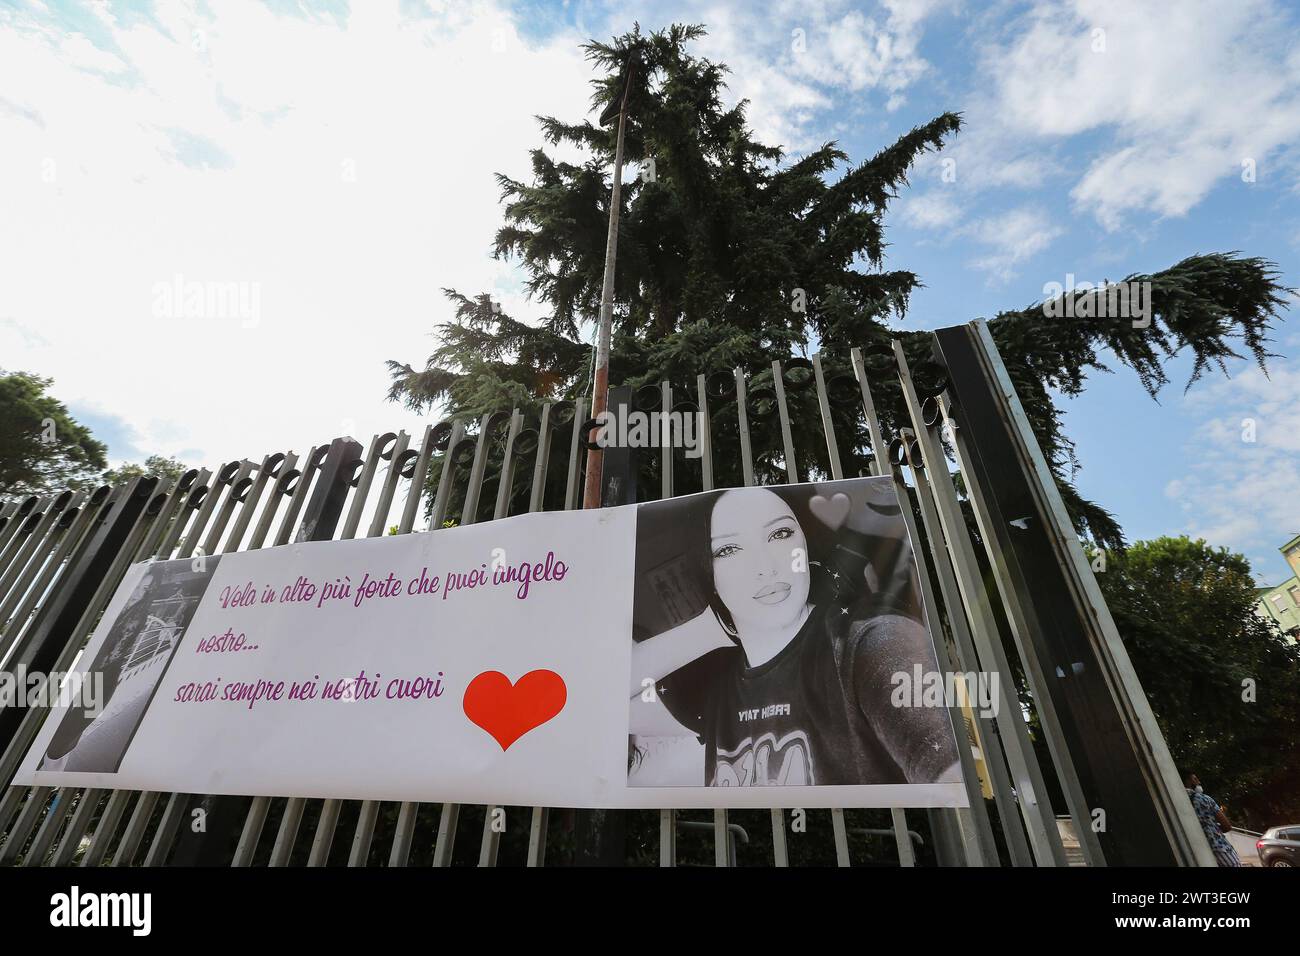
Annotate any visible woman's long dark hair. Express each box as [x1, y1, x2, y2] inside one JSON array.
[[680, 483, 921, 640]]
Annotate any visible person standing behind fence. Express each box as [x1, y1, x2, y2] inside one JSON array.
[[1184, 772, 1242, 867]]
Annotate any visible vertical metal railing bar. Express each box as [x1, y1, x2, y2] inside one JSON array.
[[653, 379, 695, 868], [304, 434, 405, 868], [961, 323, 1201, 868], [387, 419, 465, 868], [0, 501, 26, 560], [853, 356, 958, 865], [341, 435, 387, 540], [488, 411, 523, 524], [240, 447, 336, 867], [137, 472, 201, 562], [691, 377, 732, 868], [306, 432, 409, 868], [140, 792, 189, 867], [660, 382, 673, 501], [0, 483, 164, 791], [344, 429, 431, 867], [889, 808, 918, 866], [196, 452, 302, 868], [773, 357, 859, 866], [227, 456, 302, 867], [19, 784, 82, 867], [242, 442, 365, 867], [696, 374, 713, 493], [809, 353, 858, 868], [0, 492, 86, 635], [48, 480, 237, 868], [47, 787, 105, 866], [770, 360, 799, 484], [245, 458, 297, 554], [98, 474, 215, 869], [181, 462, 237, 562], [893, 436, 999, 866], [527, 399, 585, 867], [431, 412, 500, 867], [458, 413, 495, 527], [111, 789, 162, 867], [563, 397, 588, 512], [272, 446, 328, 549], [734, 369, 755, 489], [138, 461, 279, 868], [524, 405, 555, 868], [0, 493, 106, 664], [428, 422, 467, 532], [527, 405, 554, 516], [0, 786, 52, 865], [224, 454, 288, 554], [80, 788, 135, 867], [306, 434, 406, 865], [0, 495, 108, 672], [201, 462, 258, 557], [0, 480, 173, 863], [399, 425, 436, 535], [848, 352, 924, 865], [880, 448, 987, 867], [891, 340, 1072, 867], [0, 501, 49, 585], [727, 366, 786, 867], [0, 493, 71, 609], [0, 497, 56, 575], [139, 460, 294, 868], [479, 410, 523, 867], [153, 472, 212, 560], [898, 430, 1035, 867], [850, 349, 888, 477]]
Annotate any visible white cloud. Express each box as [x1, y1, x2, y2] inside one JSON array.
[[0, 0, 595, 472], [966, 205, 1063, 282], [899, 189, 962, 229], [980, 0, 1300, 229], [1167, 364, 1300, 581]]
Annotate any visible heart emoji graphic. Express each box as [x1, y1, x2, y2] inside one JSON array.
[[463, 670, 567, 751], [809, 492, 852, 531]]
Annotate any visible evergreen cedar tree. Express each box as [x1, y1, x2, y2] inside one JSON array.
[[387, 23, 1288, 551]]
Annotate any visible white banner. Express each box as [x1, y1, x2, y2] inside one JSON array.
[[16, 477, 969, 809]]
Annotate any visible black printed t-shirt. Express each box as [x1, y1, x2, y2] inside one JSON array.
[[657, 602, 958, 787]]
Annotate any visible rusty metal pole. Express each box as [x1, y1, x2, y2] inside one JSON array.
[[582, 56, 636, 510]]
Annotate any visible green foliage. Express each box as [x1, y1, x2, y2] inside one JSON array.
[[1095, 536, 1300, 828], [0, 369, 107, 495], [102, 454, 187, 486], [387, 24, 1288, 548]]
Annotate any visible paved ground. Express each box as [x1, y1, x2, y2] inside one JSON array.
[[1227, 830, 1260, 867], [1055, 818, 1261, 866]]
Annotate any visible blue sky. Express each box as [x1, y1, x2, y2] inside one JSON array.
[[1, 0, 1297, 582]]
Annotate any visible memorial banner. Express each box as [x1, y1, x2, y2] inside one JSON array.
[[16, 476, 969, 809]]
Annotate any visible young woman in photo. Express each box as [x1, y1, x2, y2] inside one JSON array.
[[629, 483, 961, 788]]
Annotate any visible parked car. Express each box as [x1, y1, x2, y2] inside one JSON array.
[[1256, 826, 1300, 867]]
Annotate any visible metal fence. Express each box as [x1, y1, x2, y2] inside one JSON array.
[[0, 321, 1213, 867]]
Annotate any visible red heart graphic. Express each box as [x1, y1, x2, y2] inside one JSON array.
[[463, 670, 567, 751]]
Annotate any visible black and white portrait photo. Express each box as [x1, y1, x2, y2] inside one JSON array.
[[40, 557, 221, 774], [628, 478, 961, 789]]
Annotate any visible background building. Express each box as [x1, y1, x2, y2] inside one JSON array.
[[1255, 534, 1300, 642]]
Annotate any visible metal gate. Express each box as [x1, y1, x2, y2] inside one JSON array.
[[0, 321, 1214, 867]]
